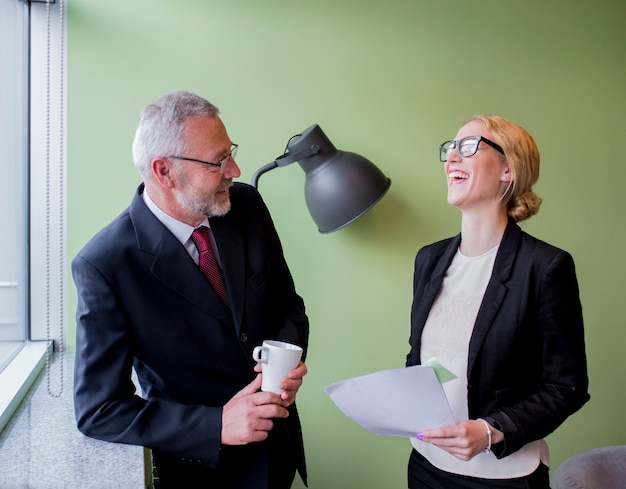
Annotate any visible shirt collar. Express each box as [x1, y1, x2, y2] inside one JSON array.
[[142, 187, 209, 245]]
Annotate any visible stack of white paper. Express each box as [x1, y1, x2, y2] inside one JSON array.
[[324, 365, 455, 437]]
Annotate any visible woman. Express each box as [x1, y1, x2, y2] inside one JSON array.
[[406, 115, 589, 488]]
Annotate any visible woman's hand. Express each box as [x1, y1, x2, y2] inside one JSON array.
[[417, 419, 503, 461]]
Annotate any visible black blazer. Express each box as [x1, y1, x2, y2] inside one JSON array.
[[72, 183, 308, 485], [406, 219, 589, 458]]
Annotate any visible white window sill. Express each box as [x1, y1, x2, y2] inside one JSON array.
[[0, 341, 50, 434], [0, 350, 147, 487]]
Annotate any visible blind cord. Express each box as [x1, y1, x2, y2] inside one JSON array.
[[44, 0, 66, 399]]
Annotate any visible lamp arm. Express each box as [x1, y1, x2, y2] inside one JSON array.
[[251, 144, 320, 189], [251, 161, 278, 188]]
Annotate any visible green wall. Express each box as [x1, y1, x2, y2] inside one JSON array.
[[67, 0, 626, 486]]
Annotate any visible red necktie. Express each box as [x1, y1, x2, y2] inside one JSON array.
[[191, 226, 229, 306]]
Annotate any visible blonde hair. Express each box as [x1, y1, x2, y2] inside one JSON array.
[[463, 115, 542, 222]]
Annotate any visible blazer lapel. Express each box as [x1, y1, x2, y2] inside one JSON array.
[[129, 185, 232, 324], [209, 216, 245, 333], [412, 234, 461, 350], [467, 220, 521, 374]]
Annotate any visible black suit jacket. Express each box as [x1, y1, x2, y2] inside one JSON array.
[[72, 183, 308, 486], [406, 219, 589, 458]]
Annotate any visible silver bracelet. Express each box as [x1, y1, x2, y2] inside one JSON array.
[[477, 418, 492, 454]]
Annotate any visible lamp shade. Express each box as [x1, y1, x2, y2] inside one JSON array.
[[253, 124, 391, 233], [289, 125, 391, 233]]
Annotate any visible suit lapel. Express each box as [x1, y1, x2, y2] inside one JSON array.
[[210, 216, 245, 334], [467, 220, 521, 374], [412, 235, 461, 352], [129, 185, 232, 324]]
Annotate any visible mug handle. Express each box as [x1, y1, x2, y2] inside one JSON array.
[[252, 346, 268, 363]]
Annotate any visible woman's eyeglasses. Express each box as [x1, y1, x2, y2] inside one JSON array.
[[439, 136, 504, 163]]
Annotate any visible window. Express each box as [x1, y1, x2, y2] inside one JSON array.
[[0, 0, 66, 433], [0, 0, 29, 371]]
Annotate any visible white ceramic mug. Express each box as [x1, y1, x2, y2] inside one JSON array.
[[252, 340, 303, 394]]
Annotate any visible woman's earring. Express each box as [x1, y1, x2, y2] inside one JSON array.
[[499, 180, 513, 202]]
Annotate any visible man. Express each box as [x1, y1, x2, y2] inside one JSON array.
[[72, 91, 309, 488]]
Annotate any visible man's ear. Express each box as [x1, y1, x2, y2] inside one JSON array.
[[151, 157, 176, 188]]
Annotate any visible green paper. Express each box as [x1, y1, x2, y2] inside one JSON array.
[[424, 357, 457, 384]]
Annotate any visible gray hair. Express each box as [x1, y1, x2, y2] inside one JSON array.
[[131, 91, 220, 178]]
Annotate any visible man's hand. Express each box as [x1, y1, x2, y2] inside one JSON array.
[[254, 361, 308, 407], [221, 374, 289, 446]]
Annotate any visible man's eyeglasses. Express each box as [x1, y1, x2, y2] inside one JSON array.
[[165, 143, 238, 173], [439, 136, 504, 163]]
